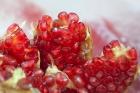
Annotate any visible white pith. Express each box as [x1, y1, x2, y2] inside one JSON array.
[[112, 44, 129, 58], [3, 68, 25, 88]]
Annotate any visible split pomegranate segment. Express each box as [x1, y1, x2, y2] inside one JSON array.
[[84, 40, 137, 93], [34, 11, 92, 71], [0, 23, 39, 75], [4, 23, 30, 62], [0, 12, 138, 93]]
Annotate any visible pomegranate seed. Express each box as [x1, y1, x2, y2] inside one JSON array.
[[96, 84, 107, 93], [55, 72, 69, 88], [127, 48, 137, 60], [58, 11, 69, 25], [44, 75, 55, 87], [68, 12, 79, 22]]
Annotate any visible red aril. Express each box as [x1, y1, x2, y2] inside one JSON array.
[[0, 24, 39, 73], [84, 40, 137, 93], [34, 11, 92, 71], [0, 12, 138, 93]]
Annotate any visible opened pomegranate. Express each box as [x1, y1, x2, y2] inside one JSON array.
[[0, 23, 38, 74], [83, 40, 137, 93], [25, 40, 137, 93], [34, 11, 92, 71], [0, 12, 138, 93]]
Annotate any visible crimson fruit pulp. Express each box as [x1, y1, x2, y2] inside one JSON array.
[[0, 23, 39, 74], [34, 11, 92, 71], [0, 12, 138, 93], [84, 41, 137, 93]]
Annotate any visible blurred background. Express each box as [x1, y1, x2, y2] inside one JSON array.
[[0, 0, 140, 92]]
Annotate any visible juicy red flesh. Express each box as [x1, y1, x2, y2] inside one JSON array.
[[84, 40, 137, 93], [84, 57, 137, 93], [64, 40, 137, 93], [4, 24, 30, 62], [0, 24, 38, 74], [34, 11, 87, 71], [0, 12, 138, 93], [0, 54, 16, 81]]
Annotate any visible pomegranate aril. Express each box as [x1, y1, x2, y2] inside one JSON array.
[[37, 20, 48, 32], [37, 15, 52, 32], [64, 66, 88, 92], [118, 59, 129, 71], [68, 12, 79, 23], [103, 45, 114, 59], [96, 84, 107, 93], [24, 46, 38, 61], [2, 55, 17, 66], [107, 83, 116, 91], [58, 11, 69, 25], [77, 22, 86, 41], [89, 77, 100, 87], [68, 21, 86, 42], [102, 76, 114, 85], [68, 21, 77, 32], [127, 65, 137, 77], [42, 15, 53, 26], [0, 70, 12, 81], [127, 48, 137, 60], [44, 75, 55, 87], [74, 77, 86, 89], [17, 78, 31, 89], [53, 19, 62, 28], [55, 72, 69, 88], [21, 60, 35, 73], [110, 40, 120, 48], [7, 23, 21, 34]]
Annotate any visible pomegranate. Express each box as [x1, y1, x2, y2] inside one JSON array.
[[34, 11, 93, 71], [84, 40, 137, 93], [0, 12, 137, 93], [0, 23, 39, 74]]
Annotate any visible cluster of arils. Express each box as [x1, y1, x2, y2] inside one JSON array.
[[0, 12, 138, 93]]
